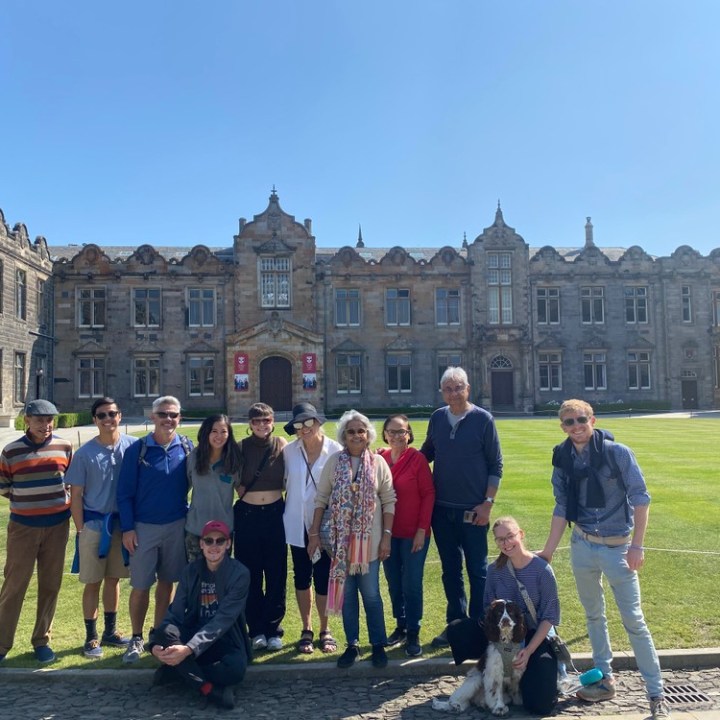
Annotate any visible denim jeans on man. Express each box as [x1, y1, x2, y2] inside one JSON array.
[[382, 535, 430, 631], [431, 507, 488, 623], [342, 559, 387, 647], [571, 533, 663, 698]]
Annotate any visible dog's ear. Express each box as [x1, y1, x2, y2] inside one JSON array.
[[483, 602, 501, 642], [509, 603, 526, 643]]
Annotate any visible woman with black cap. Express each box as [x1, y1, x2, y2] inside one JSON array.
[[283, 403, 342, 654]]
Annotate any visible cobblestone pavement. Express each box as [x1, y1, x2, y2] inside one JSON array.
[[3, 666, 719, 720]]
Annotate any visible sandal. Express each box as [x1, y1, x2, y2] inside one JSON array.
[[297, 629, 314, 654], [318, 630, 337, 654]]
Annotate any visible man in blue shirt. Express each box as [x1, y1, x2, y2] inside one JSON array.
[[539, 399, 669, 720], [117, 396, 192, 663], [421, 367, 503, 646]]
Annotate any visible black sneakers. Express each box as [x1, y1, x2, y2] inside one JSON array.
[[371, 644, 388, 668], [337, 645, 360, 669]]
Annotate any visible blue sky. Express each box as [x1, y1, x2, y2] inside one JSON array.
[[2, 1, 719, 256]]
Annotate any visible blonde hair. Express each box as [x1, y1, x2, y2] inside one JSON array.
[[558, 398, 594, 418]]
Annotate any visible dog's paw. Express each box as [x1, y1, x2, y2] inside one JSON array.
[[432, 698, 463, 713], [491, 704, 510, 717]]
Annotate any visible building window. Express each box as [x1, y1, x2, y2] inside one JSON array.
[[437, 352, 462, 387], [336, 353, 362, 394], [387, 354, 412, 393], [583, 351, 607, 390], [625, 286, 648, 324], [78, 357, 105, 398], [386, 289, 411, 326], [628, 351, 651, 390], [260, 257, 291, 308], [335, 289, 360, 327], [188, 356, 215, 396], [538, 352, 562, 391], [436, 289, 460, 326], [133, 356, 160, 397], [16, 269, 27, 320], [713, 291, 720, 327], [0, 260, 4, 314], [36, 280, 49, 328], [714, 346, 720, 389], [0, 349, 2, 402], [14, 352, 26, 404], [488, 252, 512, 324], [77, 287, 106, 328], [537, 287, 560, 324], [581, 286, 605, 324], [133, 288, 161, 327], [188, 288, 215, 327], [682, 285, 692, 323]]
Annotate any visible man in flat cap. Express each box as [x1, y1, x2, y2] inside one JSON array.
[[0, 399, 73, 663]]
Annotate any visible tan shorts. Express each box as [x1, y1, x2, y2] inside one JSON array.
[[78, 526, 130, 584]]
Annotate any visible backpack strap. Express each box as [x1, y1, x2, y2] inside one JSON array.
[[138, 434, 191, 466]]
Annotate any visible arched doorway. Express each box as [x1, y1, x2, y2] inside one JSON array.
[[490, 355, 514, 409], [259, 356, 292, 411]]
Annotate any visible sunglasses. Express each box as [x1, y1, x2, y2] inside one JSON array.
[[561, 416, 590, 427], [293, 419, 316, 430], [201, 536, 228, 546], [95, 411, 120, 420], [155, 411, 180, 419], [345, 428, 367, 436]]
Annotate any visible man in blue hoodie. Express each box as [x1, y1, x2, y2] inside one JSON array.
[[117, 396, 192, 663]]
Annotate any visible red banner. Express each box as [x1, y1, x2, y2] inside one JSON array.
[[234, 352, 249, 392], [302, 353, 317, 390]]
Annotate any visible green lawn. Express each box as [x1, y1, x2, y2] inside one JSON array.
[[1, 415, 718, 668]]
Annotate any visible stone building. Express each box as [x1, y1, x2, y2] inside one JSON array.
[[2, 191, 719, 421], [0, 210, 54, 427]]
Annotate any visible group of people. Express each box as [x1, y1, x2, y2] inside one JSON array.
[[0, 366, 670, 718]]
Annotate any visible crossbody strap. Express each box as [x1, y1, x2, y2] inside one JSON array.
[[240, 445, 273, 496], [506, 562, 538, 625]]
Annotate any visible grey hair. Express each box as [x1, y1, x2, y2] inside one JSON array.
[[152, 395, 182, 412], [336, 409, 377, 446], [439, 366, 468, 389]]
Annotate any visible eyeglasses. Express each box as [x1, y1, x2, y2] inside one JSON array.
[[441, 384, 467, 394], [386, 429, 408, 436], [561, 416, 590, 427], [293, 419, 316, 430], [95, 411, 120, 420], [251, 417, 273, 425], [345, 428, 367, 436], [494, 531, 519, 546], [201, 536, 228, 546], [155, 411, 180, 419]]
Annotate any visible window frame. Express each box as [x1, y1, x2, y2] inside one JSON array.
[[583, 351, 607, 390], [386, 353, 412, 394], [132, 287, 161, 328], [538, 352, 563, 391], [488, 252, 512, 325], [14, 351, 26, 404], [188, 355, 216, 397], [437, 352, 462, 388], [132, 356, 161, 398], [259, 256, 292, 309], [681, 285, 692, 323], [16, 269, 27, 320], [435, 288, 461, 326], [335, 289, 361, 327], [77, 356, 105, 398], [77, 286, 107, 328], [536, 287, 560, 325], [336, 353, 362, 395], [624, 286, 648, 324], [385, 288, 411, 326], [187, 287, 216, 328], [627, 351, 651, 390], [581, 286, 605, 324]]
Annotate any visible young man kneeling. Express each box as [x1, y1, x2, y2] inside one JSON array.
[[149, 521, 251, 709]]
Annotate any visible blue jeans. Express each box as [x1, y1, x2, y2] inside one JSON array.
[[382, 536, 430, 632], [570, 532, 663, 698], [431, 506, 489, 623], [342, 560, 387, 647]]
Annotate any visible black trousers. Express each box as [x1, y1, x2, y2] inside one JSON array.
[[154, 623, 247, 689], [447, 618, 558, 715], [233, 499, 287, 639]]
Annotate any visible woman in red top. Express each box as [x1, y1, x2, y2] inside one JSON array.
[[378, 414, 435, 657]]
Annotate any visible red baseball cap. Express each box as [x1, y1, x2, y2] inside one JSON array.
[[201, 520, 231, 540]]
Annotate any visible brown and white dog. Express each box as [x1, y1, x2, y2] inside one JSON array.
[[432, 600, 527, 716]]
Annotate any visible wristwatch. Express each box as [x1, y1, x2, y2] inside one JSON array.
[[484, 497, 495, 504]]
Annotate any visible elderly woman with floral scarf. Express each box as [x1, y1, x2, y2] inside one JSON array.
[[307, 410, 396, 670]]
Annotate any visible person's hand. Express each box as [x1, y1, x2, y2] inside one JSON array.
[[378, 533, 391, 561], [411, 528, 426, 553], [122, 530, 138, 555], [307, 533, 321, 560], [512, 647, 531, 670], [536, 549, 553, 564], [473, 502, 492, 526], [627, 545, 645, 571], [154, 644, 192, 666]]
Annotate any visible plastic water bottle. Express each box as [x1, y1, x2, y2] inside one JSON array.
[[558, 667, 604, 695]]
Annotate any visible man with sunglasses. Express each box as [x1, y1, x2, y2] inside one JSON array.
[[117, 395, 193, 663], [539, 399, 669, 720], [149, 520, 251, 709], [67, 397, 137, 658]]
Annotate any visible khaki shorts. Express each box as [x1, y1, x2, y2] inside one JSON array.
[[78, 526, 130, 584], [129, 519, 186, 590]]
